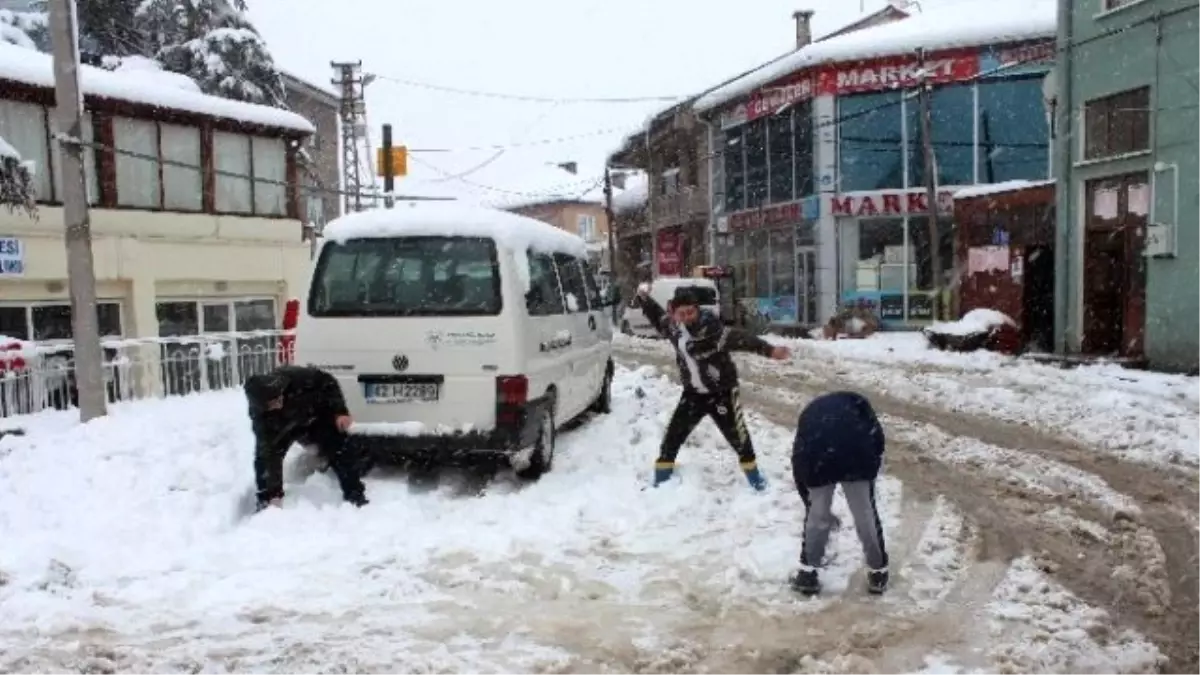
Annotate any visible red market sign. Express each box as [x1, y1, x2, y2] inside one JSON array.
[[829, 189, 958, 218], [995, 41, 1055, 68], [745, 78, 815, 123], [728, 201, 803, 233], [816, 52, 978, 95], [656, 229, 683, 276]]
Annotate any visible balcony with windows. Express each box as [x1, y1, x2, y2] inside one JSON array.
[[0, 76, 312, 244]]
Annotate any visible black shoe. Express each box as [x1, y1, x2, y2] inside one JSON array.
[[866, 568, 888, 595], [789, 568, 820, 596], [346, 494, 369, 508]]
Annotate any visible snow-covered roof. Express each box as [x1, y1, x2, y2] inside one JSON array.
[[954, 179, 1055, 200], [694, 0, 1057, 113], [0, 42, 314, 133], [106, 55, 202, 94], [612, 171, 648, 213], [323, 200, 589, 262]]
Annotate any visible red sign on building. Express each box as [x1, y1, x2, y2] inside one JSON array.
[[816, 50, 979, 96], [728, 201, 803, 233], [656, 229, 683, 276], [828, 189, 958, 217], [745, 77, 815, 123]]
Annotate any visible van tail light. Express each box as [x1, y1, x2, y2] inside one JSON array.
[[280, 298, 300, 364], [495, 375, 528, 426]]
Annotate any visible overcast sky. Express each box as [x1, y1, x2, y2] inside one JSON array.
[[247, 0, 968, 200]]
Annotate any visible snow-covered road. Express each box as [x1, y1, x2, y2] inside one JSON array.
[[0, 362, 1182, 673]]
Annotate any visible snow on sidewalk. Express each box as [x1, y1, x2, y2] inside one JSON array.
[[0, 366, 1164, 672]]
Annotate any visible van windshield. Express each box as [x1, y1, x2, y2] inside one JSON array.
[[309, 236, 502, 317]]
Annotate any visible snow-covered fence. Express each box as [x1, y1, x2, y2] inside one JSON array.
[[0, 330, 292, 418]]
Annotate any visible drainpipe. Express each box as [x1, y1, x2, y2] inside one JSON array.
[[1054, 0, 1074, 356], [701, 116, 716, 267]]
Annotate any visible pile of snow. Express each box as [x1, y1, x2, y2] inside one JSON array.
[[612, 170, 648, 213], [104, 55, 202, 94], [926, 308, 1015, 337], [321, 201, 588, 292], [0, 42, 312, 133], [694, 0, 1056, 112]]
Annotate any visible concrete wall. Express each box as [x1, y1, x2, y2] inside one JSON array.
[[1055, 0, 1199, 370], [0, 206, 311, 339]]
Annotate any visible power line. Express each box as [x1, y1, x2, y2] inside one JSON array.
[[407, 154, 605, 199], [407, 125, 636, 153], [368, 73, 687, 105]]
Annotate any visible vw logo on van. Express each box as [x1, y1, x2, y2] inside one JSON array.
[[392, 354, 409, 372]]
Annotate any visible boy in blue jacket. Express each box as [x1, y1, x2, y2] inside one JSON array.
[[789, 391, 889, 595]]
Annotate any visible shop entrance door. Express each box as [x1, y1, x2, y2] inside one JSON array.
[[795, 247, 818, 326]]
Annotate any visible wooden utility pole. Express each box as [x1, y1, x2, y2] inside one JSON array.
[[49, 0, 106, 421], [916, 47, 943, 317]]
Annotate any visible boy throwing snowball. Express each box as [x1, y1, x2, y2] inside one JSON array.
[[636, 283, 790, 491]]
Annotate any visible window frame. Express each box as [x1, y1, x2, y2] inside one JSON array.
[[1081, 86, 1151, 161], [552, 253, 590, 313], [526, 250, 567, 317], [0, 301, 124, 342]]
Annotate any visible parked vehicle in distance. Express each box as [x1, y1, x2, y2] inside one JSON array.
[[294, 201, 616, 480], [620, 277, 720, 338]]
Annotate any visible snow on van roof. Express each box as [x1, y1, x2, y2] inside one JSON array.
[[322, 200, 589, 259]]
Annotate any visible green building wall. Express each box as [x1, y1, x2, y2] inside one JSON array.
[[1055, 0, 1199, 371]]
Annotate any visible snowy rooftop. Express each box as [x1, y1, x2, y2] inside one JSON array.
[[322, 200, 588, 261], [954, 179, 1056, 200], [0, 42, 314, 133], [694, 0, 1057, 113]]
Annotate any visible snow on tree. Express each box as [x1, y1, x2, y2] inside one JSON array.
[[0, 8, 49, 51], [137, 0, 287, 107], [0, 137, 37, 217]]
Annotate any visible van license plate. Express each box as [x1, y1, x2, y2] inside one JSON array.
[[365, 382, 440, 403]]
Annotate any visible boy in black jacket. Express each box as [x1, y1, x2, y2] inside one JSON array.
[[244, 366, 368, 511], [637, 284, 790, 491], [789, 391, 889, 595]]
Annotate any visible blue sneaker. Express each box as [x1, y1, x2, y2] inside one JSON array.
[[653, 461, 675, 487], [741, 460, 767, 491]]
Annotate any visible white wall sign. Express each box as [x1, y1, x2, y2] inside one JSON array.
[[0, 238, 24, 277]]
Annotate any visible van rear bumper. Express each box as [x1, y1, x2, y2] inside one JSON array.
[[345, 401, 547, 468]]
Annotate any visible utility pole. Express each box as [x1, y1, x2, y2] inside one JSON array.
[[331, 61, 375, 214], [49, 0, 106, 421], [381, 123, 394, 209], [603, 167, 619, 321], [916, 47, 943, 320]]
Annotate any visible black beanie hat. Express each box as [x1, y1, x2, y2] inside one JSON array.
[[245, 372, 286, 404], [671, 286, 702, 307]]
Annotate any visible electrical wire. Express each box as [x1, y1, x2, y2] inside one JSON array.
[[368, 73, 686, 105]]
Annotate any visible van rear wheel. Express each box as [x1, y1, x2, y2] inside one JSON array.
[[515, 407, 555, 481]]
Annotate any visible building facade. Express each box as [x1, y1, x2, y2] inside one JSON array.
[[0, 46, 313, 363], [696, 5, 1057, 329], [508, 198, 611, 271], [1054, 0, 1199, 371], [609, 103, 711, 289], [281, 70, 341, 232]]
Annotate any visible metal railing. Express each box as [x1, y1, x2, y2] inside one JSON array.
[[0, 330, 292, 419]]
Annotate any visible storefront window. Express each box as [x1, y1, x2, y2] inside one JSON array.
[[837, 92, 903, 192], [907, 216, 955, 291], [908, 83, 975, 187], [769, 229, 796, 322], [723, 128, 745, 212], [768, 112, 794, 204], [977, 76, 1049, 182], [744, 120, 768, 209], [749, 231, 769, 297], [794, 101, 814, 197]]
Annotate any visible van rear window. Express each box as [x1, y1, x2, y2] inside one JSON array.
[[309, 236, 502, 317]]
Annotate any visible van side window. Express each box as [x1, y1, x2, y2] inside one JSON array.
[[580, 260, 604, 309], [553, 254, 589, 313], [527, 251, 565, 316]]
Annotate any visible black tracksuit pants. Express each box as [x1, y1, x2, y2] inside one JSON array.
[[254, 419, 366, 506], [657, 387, 756, 464]]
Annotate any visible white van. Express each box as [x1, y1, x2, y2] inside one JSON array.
[[620, 277, 720, 338], [295, 201, 616, 480]]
